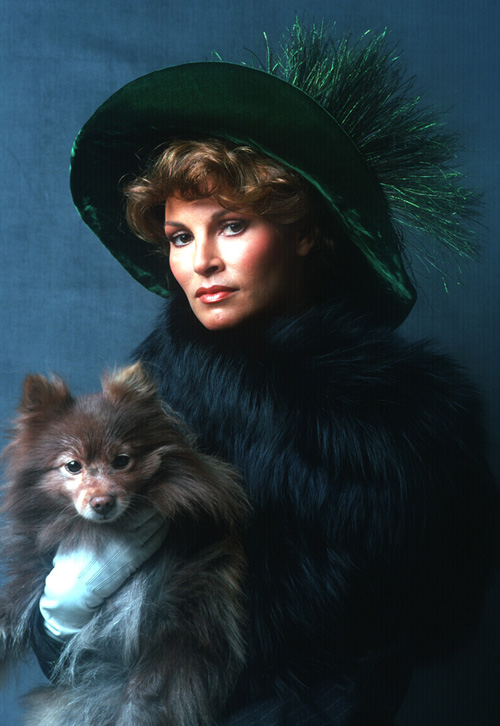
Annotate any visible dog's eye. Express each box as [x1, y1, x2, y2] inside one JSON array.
[[65, 460, 82, 474], [112, 454, 130, 470]]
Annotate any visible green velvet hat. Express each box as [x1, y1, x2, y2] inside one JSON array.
[[70, 23, 480, 327]]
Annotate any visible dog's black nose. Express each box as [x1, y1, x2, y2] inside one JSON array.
[[90, 495, 116, 516]]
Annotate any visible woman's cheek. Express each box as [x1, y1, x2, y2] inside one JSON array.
[[168, 250, 189, 291]]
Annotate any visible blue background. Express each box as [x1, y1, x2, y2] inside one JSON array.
[[1, 0, 498, 723]]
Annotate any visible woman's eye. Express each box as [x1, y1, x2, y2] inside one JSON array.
[[112, 454, 131, 469], [65, 460, 82, 474], [222, 220, 247, 236], [168, 231, 192, 247]]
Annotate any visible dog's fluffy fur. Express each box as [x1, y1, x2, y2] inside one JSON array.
[[0, 362, 249, 726]]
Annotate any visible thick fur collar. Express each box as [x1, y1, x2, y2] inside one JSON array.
[[135, 294, 497, 703]]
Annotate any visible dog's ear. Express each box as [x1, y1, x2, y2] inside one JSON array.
[[101, 361, 159, 404], [19, 374, 73, 415]]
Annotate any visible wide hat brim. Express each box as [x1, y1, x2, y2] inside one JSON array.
[[70, 62, 416, 326]]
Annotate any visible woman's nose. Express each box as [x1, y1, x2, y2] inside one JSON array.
[[193, 236, 224, 276]]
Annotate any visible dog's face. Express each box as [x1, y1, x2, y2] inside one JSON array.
[[7, 363, 173, 524], [45, 439, 160, 522]]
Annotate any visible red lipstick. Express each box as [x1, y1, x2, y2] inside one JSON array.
[[195, 286, 236, 304]]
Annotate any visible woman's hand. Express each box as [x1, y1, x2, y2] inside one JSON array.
[[39, 507, 168, 642]]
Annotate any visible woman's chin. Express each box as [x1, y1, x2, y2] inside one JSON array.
[[189, 303, 242, 331]]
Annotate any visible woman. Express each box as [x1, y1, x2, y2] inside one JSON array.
[[32, 24, 497, 724]]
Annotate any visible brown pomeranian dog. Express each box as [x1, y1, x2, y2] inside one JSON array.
[[0, 362, 249, 726]]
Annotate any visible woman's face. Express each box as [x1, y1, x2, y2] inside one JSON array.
[[164, 195, 313, 330]]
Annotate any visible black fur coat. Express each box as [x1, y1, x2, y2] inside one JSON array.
[[135, 294, 497, 724]]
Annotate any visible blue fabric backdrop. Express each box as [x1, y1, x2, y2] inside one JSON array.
[[1, 0, 498, 723]]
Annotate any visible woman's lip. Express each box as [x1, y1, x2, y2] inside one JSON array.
[[196, 286, 236, 304]]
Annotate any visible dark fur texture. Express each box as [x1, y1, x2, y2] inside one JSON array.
[[0, 362, 249, 726], [134, 293, 498, 719]]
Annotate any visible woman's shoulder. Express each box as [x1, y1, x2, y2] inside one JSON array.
[[136, 296, 486, 468], [266, 301, 481, 413], [137, 294, 482, 419]]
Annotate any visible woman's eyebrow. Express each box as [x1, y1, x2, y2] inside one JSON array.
[[164, 209, 234, 229]]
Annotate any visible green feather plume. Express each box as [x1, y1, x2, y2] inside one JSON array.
[[245, 20, 482, 282]]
